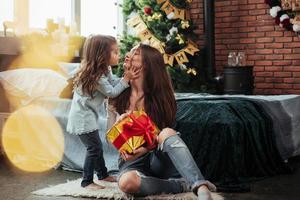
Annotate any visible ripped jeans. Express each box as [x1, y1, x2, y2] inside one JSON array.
[[118, 133, 216, 196]]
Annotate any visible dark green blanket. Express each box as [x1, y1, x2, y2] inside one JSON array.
[[175, 98, 291, 192]]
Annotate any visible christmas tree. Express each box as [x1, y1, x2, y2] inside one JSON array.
[[119, 0, 209, 92]]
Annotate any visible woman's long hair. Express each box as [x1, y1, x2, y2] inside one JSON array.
[[74, 35, 116, 97], [112, 44, 176, 129]]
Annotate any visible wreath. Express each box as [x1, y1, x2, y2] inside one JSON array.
[[265, 0, 300, 34]]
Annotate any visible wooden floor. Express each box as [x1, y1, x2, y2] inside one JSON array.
[[0, 155, 299, 200]]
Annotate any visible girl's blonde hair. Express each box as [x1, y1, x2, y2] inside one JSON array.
[[74, 34, 116, 97]]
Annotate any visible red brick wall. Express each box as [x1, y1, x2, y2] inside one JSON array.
[[190, 0, 300, 94]]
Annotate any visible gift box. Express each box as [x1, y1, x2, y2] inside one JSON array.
[[106, 110, 160, 154]]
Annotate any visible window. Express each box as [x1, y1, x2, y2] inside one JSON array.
[[29, 0, 71, 29], [0, 0, 14, 31], [0, 0, 123, 36], [80, 0, 121, 37]]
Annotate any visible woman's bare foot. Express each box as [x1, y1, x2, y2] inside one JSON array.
[[100, 175, 117, 182], [83, 183, 105, 190], [197, 185, 213, 200]]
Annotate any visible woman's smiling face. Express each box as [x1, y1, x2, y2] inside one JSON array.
[[124, 46, 143, 71]]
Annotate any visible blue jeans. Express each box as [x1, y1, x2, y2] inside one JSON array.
[[79, 130, 108, 187], [118, 134, 216, 196]]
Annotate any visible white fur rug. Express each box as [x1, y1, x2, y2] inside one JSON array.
[[32, 178, 224, 200]]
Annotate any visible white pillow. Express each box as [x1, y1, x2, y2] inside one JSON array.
[[0, 68, 68, 106], [58, 62, 80, 79]]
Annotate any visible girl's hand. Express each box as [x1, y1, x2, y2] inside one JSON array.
[[120, 146, 148, 161], [123, 64, 141, 82]]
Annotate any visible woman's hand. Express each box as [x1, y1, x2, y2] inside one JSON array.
[[120, 146, 148, 161], [114, 111, 132, 124]]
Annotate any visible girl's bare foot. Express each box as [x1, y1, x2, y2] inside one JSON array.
[[100, 175, 117, 182], [84, 182, 105, 190], [197, 185, 213, 200]]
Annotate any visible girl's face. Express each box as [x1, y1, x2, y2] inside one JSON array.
[[109, 43, 119, 66]]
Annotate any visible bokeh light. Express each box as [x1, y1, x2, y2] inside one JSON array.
[[1, 105, 64, 172]]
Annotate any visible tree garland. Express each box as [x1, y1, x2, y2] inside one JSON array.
[[265, 0, 300, 34], [119, 0, 211, 92]]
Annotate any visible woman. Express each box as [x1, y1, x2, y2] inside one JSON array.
[[108, 44, 216, 200]]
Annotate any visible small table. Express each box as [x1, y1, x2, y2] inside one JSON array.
[[0, 37, 20, 68], [223, 65, 254, 95]]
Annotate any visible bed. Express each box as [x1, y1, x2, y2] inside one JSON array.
[[174, 94, 299, 191], [0, 67, 299, 191]]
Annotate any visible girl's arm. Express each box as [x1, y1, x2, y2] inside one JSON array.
[[107, 66, 122, 86], [97, 75, 129, 98], [97, 64, 140, 98], [108, 70, 122, 87]]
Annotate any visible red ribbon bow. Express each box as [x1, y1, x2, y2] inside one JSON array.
[[112, 113, 157, 151]]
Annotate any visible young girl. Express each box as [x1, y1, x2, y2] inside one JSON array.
[[67, 34, 140, 190]]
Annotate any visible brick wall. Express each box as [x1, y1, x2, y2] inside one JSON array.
[[190, 0, 300, 94]]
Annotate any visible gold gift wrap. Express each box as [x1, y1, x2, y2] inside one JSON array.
[[106, 110, 160, 154]]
